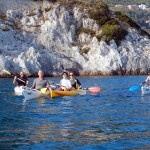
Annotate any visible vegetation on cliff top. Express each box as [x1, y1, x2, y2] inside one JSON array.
[[19, 0, 148, 44]]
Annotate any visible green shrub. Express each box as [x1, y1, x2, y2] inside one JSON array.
[[96, 16, 110, 26], [97, 23, 128, 45], [96, 34, 102, 41], [89, 4, 110, 26], [80, 47, 90, 54], [1, 25, 10, 31], [77, 28, 95, 37], [31, 0, 39, 1], [27, 11, 36, 16], [55, 0, 85, 6], [105, 18, 119, 26], [0, 14, 6, 20], [115, 11, 140, 29], [44, 6, 52, 12]]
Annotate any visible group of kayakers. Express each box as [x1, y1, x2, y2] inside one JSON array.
[[13, 70, 150, 92], [13, 70, 82, 91]]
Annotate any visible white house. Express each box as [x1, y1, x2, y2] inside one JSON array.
[[139, 4, 147, 10]]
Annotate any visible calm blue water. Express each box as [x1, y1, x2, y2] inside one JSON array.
[[0, 76, 150, 150]]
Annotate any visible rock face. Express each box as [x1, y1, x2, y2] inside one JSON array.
[[0, 1, 150, 76]]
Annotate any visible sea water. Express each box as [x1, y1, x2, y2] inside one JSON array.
[[0, 76, 150, 150]]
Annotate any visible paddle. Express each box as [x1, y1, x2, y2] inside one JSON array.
[[54, 82, 101, 95], [49, 82, 101, 95], [129, 85, 140, 92], [2, 69, 27, 83], [40, 88, 47, 93], [76, 89, 87, 95], [3, 69, 14, 76], [76, 86, 101, 95], [129, 82, 145, 92]]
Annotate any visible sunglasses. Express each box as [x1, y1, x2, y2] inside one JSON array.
[[70, 74, 74, 76]]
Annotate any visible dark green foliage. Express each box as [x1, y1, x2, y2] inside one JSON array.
[[44, 6, 52, 12], [77, 28, 95, 37], [115, 11, 140, 29], [80, 47, 90, 54], [30, 0, 40, 1], [30, 0, 57, 2], [1, 25, 10, 31], [0, 14, 6, 20], [97, 20, 128, 45], [104, 0, 150, 33], [105, 18, 119, 25], [89, 1, 110, 26], [90, 11, 110, 26]]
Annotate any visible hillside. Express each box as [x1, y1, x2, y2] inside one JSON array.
[[104, 0, 150, 33], [104, 0, 150, 7], [0, 0, 150, 76]]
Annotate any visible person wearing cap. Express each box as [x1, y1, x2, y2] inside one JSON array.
[[57, 71, 72, 91], [69, 71, 82, 89], [145, 72, 150, 86]]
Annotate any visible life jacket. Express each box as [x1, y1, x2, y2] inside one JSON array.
[[17, 77, 28, 86], [70, 78, 79, 89]]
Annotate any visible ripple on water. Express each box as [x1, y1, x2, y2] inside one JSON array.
[[0, 76, 150, 149]]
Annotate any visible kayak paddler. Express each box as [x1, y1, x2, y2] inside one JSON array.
[[57, 71, 72, 91], [69, 71, 82, 89], [13, 71, 29, 86], [145, 72, 150, 86], [30, 70, 52, 90]]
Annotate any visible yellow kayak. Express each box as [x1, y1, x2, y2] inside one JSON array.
[[50, 90, 78, 98]]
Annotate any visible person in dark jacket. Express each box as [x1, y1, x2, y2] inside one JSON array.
[[69, 71, 82, 89], [13, 71, 28, 86]]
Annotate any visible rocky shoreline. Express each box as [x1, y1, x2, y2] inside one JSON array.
[[0, 0, 150, 77]]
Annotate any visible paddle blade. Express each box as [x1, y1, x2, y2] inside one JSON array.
[[76, 89, 87, 95], [88, 87, 101, 95], [41, 88, 47, 93], [50, 85, 56, 89], [3, 69, 12, 75], [129, 85, 140, 92]]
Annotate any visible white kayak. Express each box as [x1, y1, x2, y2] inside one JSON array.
[[23, 88, 49, 100], [141, 86, 150, 95], [14, 86, 26, 96]]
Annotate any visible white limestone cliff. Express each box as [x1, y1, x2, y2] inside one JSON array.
[[0, 1, 150, 76]]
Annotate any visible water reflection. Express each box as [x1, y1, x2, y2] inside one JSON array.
[[140, 94, 150, 101], [0, 77, 150, 149]]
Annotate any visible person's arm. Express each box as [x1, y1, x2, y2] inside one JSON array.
[[46, 80, 50, 88], [13, 76, 17, 84], [30, 79, 36, 89], [77, 79, 82, 89], [56, 80, 62, 87], [25, 78, 29, 85], [145, 76, 149, 82], [67, 80, 72, 90], [26, 80, 29, 85]]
